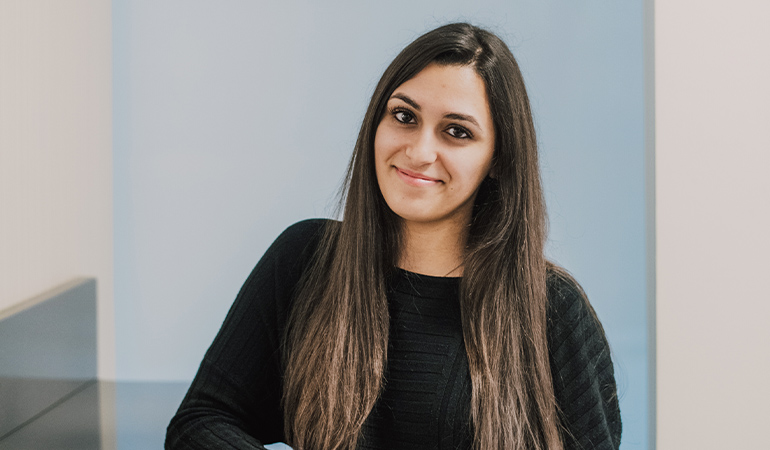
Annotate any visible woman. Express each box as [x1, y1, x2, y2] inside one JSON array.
[[166, 23, 621, 450]]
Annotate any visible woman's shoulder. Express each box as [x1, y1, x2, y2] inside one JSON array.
[[273, 218, 335, 246], [544, 263, 622, 448], [266, 218, 336, 262], [245, 218, 337, 293], [545, 263, 600, 328], [544, 262, 611, 364]]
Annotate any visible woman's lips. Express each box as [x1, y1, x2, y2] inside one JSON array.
[[395, 167, 441, 186]]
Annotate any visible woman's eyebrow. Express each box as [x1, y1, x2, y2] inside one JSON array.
[[390, 93, 421, 110], [391, 93, 481, 129], [445, 113, 480, 128]]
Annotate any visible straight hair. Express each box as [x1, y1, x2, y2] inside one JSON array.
[[282, 23, 563, 450]]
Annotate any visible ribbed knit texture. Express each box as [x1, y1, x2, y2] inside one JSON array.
[[166, 219, 621, 450], [360, 270, 472, 449], [546, 274, 623, 450]]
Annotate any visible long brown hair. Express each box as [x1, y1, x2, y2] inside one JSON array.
[[282, 23, 562, 450]]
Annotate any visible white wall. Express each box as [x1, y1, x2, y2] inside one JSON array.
[[0, 0, 114, 378], [654, 0, 770, 448]]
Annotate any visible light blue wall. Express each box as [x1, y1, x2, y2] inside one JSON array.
[[113, 1, 645, 448]]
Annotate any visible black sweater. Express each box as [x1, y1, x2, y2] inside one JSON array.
[[166, 219, 621, 449]]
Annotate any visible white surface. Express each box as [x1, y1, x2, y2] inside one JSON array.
[[654, 0, 770, 448], [0, 0, 114, 379]]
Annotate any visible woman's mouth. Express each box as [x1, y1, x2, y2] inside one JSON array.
[[395, 167, 441, 187]]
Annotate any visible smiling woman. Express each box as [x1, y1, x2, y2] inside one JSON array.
[[166, 23, 621, 450], [375, 63, 495, 277]]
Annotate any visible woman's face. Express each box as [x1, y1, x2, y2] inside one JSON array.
[[374, 63, 495, 230]]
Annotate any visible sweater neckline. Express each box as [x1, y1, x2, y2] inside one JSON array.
[[389, 267, 461, 300]]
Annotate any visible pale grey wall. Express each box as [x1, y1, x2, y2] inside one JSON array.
[[0, 0, 114, 379], [113, 1, 646, 448]]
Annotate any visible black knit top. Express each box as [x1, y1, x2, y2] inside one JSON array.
[[166, 219, 621, 449]]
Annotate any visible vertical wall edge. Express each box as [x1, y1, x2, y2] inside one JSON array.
[[643, 0, 656, 449]]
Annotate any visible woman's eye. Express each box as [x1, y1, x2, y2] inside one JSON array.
[[393, 110, 415, 124], [447, 126, 471, 139]]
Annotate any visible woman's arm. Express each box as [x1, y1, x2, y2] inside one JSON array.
[[546, 268, 623, 450], [165, 220, 327, 450]]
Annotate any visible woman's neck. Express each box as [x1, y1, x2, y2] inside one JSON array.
[[398, 219, 468, 277]]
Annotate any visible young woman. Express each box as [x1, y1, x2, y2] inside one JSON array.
[[166, 23, 621, 450]]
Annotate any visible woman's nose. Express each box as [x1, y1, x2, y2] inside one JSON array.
[[404, 130, 438, 165]]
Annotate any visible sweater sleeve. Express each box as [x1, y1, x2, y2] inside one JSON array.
[[165, 220, 327, 450], [546, 269, 622, 450]]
